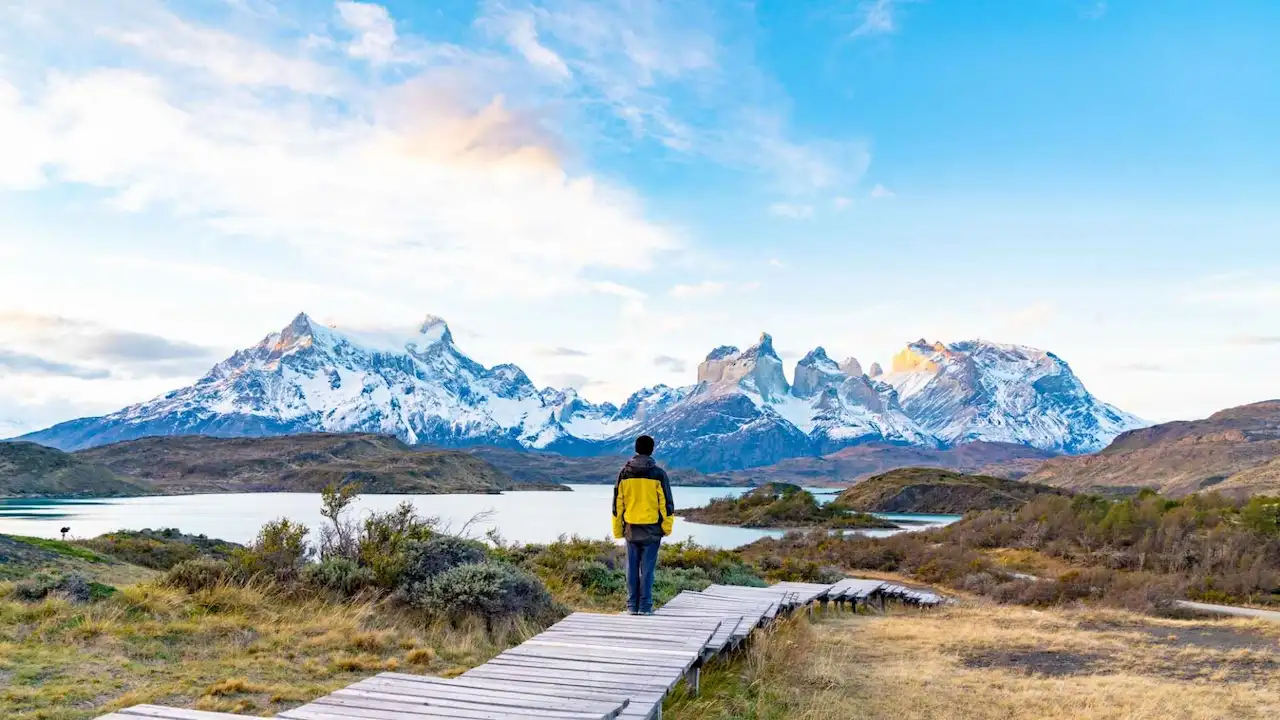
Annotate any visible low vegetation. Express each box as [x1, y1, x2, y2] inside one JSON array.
[[671, 601, 1280, 719], [743, 489, 1280, 611], [0, 483, 770, 720], [677, 483, 898, 529], [833, 467, 1067, 513]]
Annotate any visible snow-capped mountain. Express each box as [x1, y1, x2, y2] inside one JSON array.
[[881, 339, 1145, 453], [20, 313, 1146, 470], [22, 313, 616, 453]]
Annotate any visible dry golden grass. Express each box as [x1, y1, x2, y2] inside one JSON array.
[[670, 601, 1280, 720], [0, 581, 530, 720]]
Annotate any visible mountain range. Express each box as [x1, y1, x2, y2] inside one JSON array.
[[19, 312, 1146, 472]]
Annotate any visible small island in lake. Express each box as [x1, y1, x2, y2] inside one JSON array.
[[676, 482, 899, 529], [830, 467, 1068, 514]]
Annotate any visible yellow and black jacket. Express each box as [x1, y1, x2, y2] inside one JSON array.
[[612, 454, 675, 542]]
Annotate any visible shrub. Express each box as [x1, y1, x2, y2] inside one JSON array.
[[78, 529, 240, 570], [408, 562, 562, 624], [232, 518, 311, 582], [574, 560, 626, 596], [303, 557, 376, 597], [396, 536, 489, 591], [12, 573, 59, 602], [9, 573, 113, 603], [356, 503, 437, 588], [164, 558, 234, 593]]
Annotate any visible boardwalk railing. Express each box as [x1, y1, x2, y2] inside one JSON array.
[[98, 578, 945, 720]]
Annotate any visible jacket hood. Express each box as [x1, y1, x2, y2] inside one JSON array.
[[624, 454, 658, 472]]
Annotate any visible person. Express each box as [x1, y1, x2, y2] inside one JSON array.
[[612, 434, 674, 615]]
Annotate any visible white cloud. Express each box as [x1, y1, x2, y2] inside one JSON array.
[[99, 5, 336, 92], [670, 281, 726, 299], [1082, 2, 1108, 20], [768, 258, 785, 268], [870, 183, 896, 199], [851, 0, 900, 38], [833, 196, 853, 211], [483, 9, 572, 79], [768, 202, 814, 219], [336, 1, 401, 65]]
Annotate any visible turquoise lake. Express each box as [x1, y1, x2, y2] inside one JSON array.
[[0, 485, 960, 548]]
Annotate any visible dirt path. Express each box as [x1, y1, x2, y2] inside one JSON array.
[[1177, 600, 1280, 622]]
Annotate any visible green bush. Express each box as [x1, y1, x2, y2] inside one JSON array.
[[408, 562, 562, 624], [396, 536, 489, 591], [355, 503, 437, 588], [574, 560, 626, 596], [232, 518, 312, 582], [164, 558, 234, 593], [303, 557, 376, 597], [9, 573, 114, 603], [78, 528, 240, 570], [12, 573, 60, 602]]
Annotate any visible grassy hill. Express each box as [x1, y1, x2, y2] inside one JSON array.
[[678, 483, 897, 529], [1022, 400, 1280, 497], [0, 441, 153, 498], [832, 467, 1068, 514], [75, 433, 552, 494]]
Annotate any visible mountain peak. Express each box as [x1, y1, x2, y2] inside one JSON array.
[[705, 345, 740, 362], [798, 347, 833, 366], [418, 314, 453, 345], [839, 356, 863, 377]]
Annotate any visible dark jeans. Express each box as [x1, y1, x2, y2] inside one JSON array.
[[626, 539, 660, 613]]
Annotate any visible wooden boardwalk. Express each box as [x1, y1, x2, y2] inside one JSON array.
[[98, 578, 943, 720]]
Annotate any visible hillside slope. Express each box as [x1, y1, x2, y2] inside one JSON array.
[[832, 467, 1067, 513], [0, 442, 153, 498], [1022, 400, 1280, 497], [466, 446, 751, 486], [76, 433, 542, 494], [725, 441, 1056, 486]]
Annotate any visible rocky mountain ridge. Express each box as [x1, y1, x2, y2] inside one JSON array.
[[19, 312, 1147, 472]]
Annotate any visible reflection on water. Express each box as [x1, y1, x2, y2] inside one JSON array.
[[0, 486, 958, 549]]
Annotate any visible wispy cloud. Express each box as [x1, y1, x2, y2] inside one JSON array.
[[870, 183, 896, 199], [670, 281, 726, 298], [1229, 335, 1280, 346], [850, 0, 901, 38], [336, 1, 402, 65], [1081, 1, 1108, 20], [768, 202, 815, 219], [0, 350, 110, 380], [1113, 362, 1167, 373], [0, 311, 219, 378], [653, 355, 687, 373], [538, 346, 590, 357]]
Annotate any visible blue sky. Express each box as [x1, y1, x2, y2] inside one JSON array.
[[0, 0, 1277, 434]]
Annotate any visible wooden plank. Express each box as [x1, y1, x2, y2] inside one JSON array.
[[464, 666, 675, 693], [347, 678, 628, 716], [377, 674, 641, 706], [484, 656, 684, 680], [319, 691, 610, 719], [500, 646, 688, 669]]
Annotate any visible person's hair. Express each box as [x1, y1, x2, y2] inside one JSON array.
[[635, 435, 656, 456]]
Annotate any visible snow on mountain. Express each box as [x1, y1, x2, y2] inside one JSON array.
[[613, 337, 932, 470], [19, 312, 1146, 469], [22, 313, 612, 452], [881, 339, 1146, 453]]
